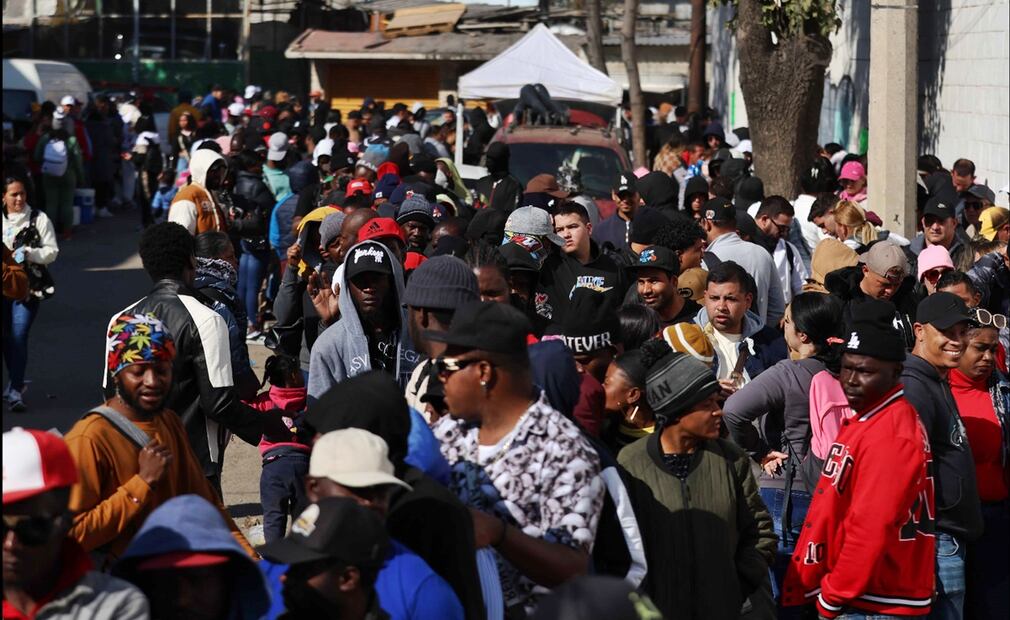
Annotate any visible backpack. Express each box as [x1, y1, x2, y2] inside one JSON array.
[[42, 138, 69, 176], [268, 191, 296, 253]]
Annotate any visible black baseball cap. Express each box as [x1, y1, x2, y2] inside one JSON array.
[[701, 197, 736, 223], [916, 292, 973, 330], [923, 195, 956, 220], [257, 497, 390, 567], [614, 170, 637, 194], [425, 300, 532, 356], [345, 241, 393, 280], [626, 245, 680, 276]]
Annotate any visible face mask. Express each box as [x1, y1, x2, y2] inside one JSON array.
[[282, 578, 343, 618], [435, 169, 449, 189]]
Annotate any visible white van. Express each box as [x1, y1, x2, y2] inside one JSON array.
[[2, 59, 93, 122]]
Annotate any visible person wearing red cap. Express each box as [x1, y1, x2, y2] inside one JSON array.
[[3, 428, 149, 619], [357, 217, 406, 264], [66, 312, 257, 566]]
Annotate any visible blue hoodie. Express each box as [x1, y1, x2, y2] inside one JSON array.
[[113, 495, 270, 620], [308, 240, 419, 401]]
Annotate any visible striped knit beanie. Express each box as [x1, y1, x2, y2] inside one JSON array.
[[645, 351, 720, 424]]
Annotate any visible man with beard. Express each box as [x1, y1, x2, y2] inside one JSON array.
[[67, 312, 255, 566], [259, 497, 391, 620], [626, 245, 699, 327], [396, 195, 435, 255]]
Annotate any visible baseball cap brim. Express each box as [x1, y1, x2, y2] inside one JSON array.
[[136, 551, 232, 571], [324, 471, 411, 491], [625, 262, 675, 274], [544, 232, 565, 247], [423, 330, 480, 350], [924, 308, 973, 330], [258, 536, 334, 566], [267, 149, 286, 161]]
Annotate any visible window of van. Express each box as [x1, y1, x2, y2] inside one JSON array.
[[2, 89, 37, 122]]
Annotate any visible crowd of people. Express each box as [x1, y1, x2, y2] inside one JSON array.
[[3, 84, 1010, 620]]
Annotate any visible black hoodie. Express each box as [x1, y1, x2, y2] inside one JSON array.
[[901, 354, 984, 541], [636, 171, 679, 212], [825, 265, 921, 349]]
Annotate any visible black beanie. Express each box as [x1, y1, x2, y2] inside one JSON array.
[[843, 298, 906, 362], [645, 352, 720, 424]]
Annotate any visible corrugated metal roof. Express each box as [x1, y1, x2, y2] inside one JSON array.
[[601, 31, 693, 46], [286, 27, 585, 61]]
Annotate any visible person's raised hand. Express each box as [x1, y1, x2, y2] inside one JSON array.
[[138, 439, 172, 486], [286, 242, 302, 267], [307, 270, 340, 325]]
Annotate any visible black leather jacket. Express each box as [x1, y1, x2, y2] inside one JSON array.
[[230, 170, 276, 248], [103, 278, 263, 477]]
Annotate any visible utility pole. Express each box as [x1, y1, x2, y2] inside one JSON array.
[[132, 0, 140, 83], [621, 0, 645, 165], [687, 0, 705, 113], [586, 0, 608, 74], [868, 0, 918, 238]]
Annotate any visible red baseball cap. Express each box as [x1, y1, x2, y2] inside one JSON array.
[[403, 251, 427, 272], [3, 427, 78, 504], [357, 217, 406, 244], [135, 550, 232, 571], [346, 178, 373, 197]]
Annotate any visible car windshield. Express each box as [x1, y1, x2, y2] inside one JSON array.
[[3, 89, 37, 122], [507, 143, 623, 199]]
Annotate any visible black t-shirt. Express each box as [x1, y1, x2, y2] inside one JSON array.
[[660, 298, 701, 328], [538, 243, 627, 326], [367, 327, 399, 375]]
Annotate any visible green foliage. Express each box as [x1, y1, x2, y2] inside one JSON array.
[[712, 0, 841, 39]]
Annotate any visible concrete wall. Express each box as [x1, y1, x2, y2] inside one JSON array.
[[709, 1, 1009, 191]]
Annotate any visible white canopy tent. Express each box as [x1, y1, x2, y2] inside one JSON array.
[[457, 23, 623, 105]]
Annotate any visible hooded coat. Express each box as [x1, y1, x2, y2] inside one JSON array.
[[475, 142, 522, 212], [308, 240, 418, 400], [636, 171, 679, 212], [114, 495, 270, 620], [169, 149, 228, 234]]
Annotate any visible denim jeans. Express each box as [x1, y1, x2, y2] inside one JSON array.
[[2, 297, 40, 391], [260, 449, 310, 543], [759, 486, 811, 620], [929, 532, 966, 620], [237, 241, 270, 328], [966, 500, 1009, 620], [836, 613, 905, 619]]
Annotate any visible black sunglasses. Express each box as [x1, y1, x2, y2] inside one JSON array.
[[433, 357, 481, 382], [2, 514, 61, 546]]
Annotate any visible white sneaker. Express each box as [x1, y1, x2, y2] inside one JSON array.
[[7, 388, 26, 412], [95, 208, 114, 219]]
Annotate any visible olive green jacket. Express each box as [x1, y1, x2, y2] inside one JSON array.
[[618, 434, 778, 620]]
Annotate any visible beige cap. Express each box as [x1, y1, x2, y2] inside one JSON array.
[[858, 241, 908, 278], [309, 429, 412, 491], [677, 267, 707, 302]]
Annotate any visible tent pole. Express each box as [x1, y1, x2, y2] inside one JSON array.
[[454, 102, 464, 166]]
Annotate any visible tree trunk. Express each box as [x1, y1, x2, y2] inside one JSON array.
[[621, 0, 646, 166], [734, 0, 832, 198], [688, 0, 706, 113], [586, 0, 608, 74]]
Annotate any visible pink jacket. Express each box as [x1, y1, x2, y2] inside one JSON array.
[[808, 371, 852, 459], [245, 385, 310, 456]]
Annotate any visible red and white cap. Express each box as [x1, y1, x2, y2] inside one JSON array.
[[3, 427, 78, 504]]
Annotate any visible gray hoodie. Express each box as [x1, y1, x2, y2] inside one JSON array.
[[308, 240, 419, 401]]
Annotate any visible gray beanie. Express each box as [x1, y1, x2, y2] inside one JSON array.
[[401, 255, 478, 310], [396, 195, 435, 227], [319, 211, 346, 249], [645, 352, 720, 424]]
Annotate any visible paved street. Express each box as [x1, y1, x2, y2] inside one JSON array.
[[2, 212, 266, 542]]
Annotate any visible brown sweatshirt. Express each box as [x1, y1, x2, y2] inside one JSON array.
[[65, 405, 255, 563]]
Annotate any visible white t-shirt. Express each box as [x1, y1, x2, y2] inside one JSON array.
[[711, 329, 743, 381]]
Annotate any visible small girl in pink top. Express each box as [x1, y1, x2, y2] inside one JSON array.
[[243, 354, 309, 543]]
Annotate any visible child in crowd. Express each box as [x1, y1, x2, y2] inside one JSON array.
[[150, 170, 177, 223], [244, 354, 309, 543]]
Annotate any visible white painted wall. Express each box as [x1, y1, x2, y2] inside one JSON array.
[[709, 1, 1010, 191]]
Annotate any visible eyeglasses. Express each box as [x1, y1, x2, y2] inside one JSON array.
[[963, 201, 984, 211], [434, 357, 480, 382], [972, 308, 1008, 330], [2, 514, 60, 546], [922, 267, 951, 283], [772, 220, 792, 236]]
